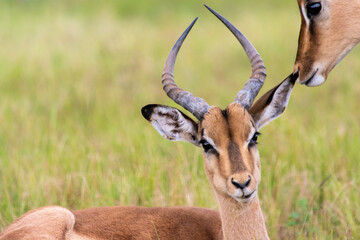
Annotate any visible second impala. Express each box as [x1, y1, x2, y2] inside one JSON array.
[[294, 0, 360, 86]]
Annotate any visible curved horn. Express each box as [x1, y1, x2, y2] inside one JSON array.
[[205, 5, 267, 110], [162, 18, 210, 120]]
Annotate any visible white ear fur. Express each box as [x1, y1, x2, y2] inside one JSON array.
[[251, 74, 296, 130], [142, 105, 199, 146]]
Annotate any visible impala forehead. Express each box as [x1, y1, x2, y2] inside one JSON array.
[[200, 104, 255, 147]]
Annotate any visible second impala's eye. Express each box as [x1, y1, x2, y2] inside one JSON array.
[[250, 132, 260, 145], [200, 139, 214, 153], [306, 2, 322, 18]]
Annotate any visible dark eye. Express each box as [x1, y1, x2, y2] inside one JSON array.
[[250, 132, 260, 145], [306, 2, 322, 18], [200, 139, 214, 153]]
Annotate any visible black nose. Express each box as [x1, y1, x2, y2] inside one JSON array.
[[231, 177, 251, 190]]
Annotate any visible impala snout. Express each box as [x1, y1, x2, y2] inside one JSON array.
[[227, 172, 257, 203], [231, 176, 250, 190]]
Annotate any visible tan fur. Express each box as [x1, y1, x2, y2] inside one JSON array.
[[0, 206, 76, 240], [200, 104, 268, 240], [217, 195, 267, 240], [294, 0, 360, 84]]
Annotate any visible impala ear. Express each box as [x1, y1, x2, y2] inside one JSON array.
[[250, 72, 298, 130], [141, 104, 200, 146]]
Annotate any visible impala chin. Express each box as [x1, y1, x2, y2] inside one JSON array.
[[297, 68, 326, 87], [304, 74, 325, 87], [230, 189, 257, 203]]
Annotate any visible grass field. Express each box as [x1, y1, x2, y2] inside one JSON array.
[[0, 0, 359, 239]]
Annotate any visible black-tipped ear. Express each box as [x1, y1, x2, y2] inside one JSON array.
[[250, 72, 297, 130], [289, 71, 299, 84], [141, 104, 200, 146], [141, 104, 158, 121]]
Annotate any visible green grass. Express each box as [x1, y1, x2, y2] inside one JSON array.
[[0, 0, 359, 239]]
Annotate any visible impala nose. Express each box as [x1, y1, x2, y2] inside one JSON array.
[[231, 176, 251, 190]]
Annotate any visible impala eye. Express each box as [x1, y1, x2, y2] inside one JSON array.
[[306, 2, 322, 18], [199, 139, 215, 153], [250, 132, 260, 145]]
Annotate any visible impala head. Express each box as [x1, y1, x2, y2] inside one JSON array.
[[294, 0, 360, 86], [142, 6, 297, 203]]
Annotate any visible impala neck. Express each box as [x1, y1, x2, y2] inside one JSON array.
[[215, 193, 269, 240]]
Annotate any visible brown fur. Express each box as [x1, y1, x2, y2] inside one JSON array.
[[1, 206, 222, 240], [72, 206, 222, 240], [294, 0, 360, 84]]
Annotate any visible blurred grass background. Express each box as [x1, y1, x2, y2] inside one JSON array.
[[0, 0, 359, 239]]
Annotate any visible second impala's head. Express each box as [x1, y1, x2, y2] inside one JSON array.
[[142, 6, 297, 203], [294, 0, 360, 86]]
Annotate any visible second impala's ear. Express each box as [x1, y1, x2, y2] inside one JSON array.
[[250, 72, 298, 130], [141, 104, 200, 146]]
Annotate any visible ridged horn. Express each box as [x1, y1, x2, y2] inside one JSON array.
[[205, 5, 267, 109], [162, 18, 210, 120]]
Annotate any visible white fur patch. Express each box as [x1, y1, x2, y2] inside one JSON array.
[[202, 133, 218, 151], [149, 106, 198, 145], [255, 79, 294, 130], [301, 4, 310, 26], [305, 74, 325, 86], [246, 128, 257, 145]]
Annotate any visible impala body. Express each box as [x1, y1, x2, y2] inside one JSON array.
[[294, 0, 360, 86], [1, 6, 297, 240]]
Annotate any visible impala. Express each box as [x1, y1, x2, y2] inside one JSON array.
[[294, 0, 360, 86], [0, 6, 298, 240]]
